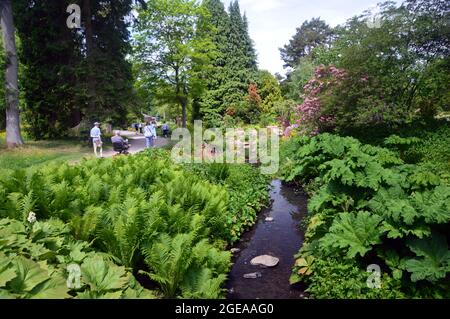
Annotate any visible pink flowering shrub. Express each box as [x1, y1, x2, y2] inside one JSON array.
[[295, 65, 347, 135], [283, 123, 299, 138]]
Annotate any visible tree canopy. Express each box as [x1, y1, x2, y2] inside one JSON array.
[[280, 17, 333, 68]]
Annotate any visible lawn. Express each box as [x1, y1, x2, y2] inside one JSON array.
[[0, 131, 95, 170]]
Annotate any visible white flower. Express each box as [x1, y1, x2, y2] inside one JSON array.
[[27, 211, 37, 224]]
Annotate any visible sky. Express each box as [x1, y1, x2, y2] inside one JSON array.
[[223, 0, 404, 76]]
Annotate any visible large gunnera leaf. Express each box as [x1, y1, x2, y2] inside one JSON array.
[[402, 233, 450, 282], [320, 212, 383, 258]]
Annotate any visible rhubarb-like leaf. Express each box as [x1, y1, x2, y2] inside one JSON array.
[[402, 233, 450, 282], [320, 212, 383, 258]]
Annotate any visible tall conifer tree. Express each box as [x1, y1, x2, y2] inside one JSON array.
[[13, 0, 135, 138], [200, 0, 258, 125]]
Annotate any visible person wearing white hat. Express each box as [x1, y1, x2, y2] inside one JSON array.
[[90, 122, 103, 158]]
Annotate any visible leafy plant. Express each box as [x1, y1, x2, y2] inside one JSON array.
[[320, 212, 383, 258], [0, 218, 154, 299], [402, 234, 450, 283], [282, 133, 450, 298], [1, 255, 70, 299], [0, 148, 267, 299], [142, 233, 230, 299]]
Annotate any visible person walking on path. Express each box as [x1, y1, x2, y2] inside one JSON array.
[[90, 122, 103, 158], [144, 121, 157, 148], [162, 122, 170, 138]]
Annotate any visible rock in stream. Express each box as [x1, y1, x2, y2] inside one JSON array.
[[250, 255, 280, 268]]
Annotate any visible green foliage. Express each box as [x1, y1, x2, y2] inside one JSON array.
[[280, 17, 334, 68], [280, 133, 401, 184], [331, 2, 449, 129], [79, 256, 131, 299], [403, 234, 450, 283], [281, 57, 315, 102], [296, 257, 406, 299], [180, 268, 227, 299], [320, 212, 383, 259], [384, 135, 421, 148], [368, 183, 450, 234], [133, 0, 216, 127], [282, 133, 450, 298], [13, 0, 135, 138], [284, 1, 449, 134], [186, 163, 270, 242], [256, 70, 284, 115], [402, 125, 450, 179], [2, 255, 70, 299], [142, 233, 230, 298], [195, 0, 259, 126], [0, 148, 268, 298], [0, 218, 153, 299]]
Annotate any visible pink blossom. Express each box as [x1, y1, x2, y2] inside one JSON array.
[[292, 65, 346, 135]]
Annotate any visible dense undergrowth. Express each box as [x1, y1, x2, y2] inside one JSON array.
[[0, 149, 269, 299], [348, 121, 450, 179], [281, 127, 450, 299]]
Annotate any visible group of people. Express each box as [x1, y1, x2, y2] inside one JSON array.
[[89, 120, 170, 158], [133, 121, 170, 138], [133, 122, 143, 134], [90, 122, 131, 158]]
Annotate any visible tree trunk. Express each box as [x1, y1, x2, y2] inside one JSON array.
[[191, 97, 200, 124], [181, 99, 187, 128], [83, 0, 96, 121], [174, 65, 187, 128], [0, 0, 23, 148], [83, 0, 93, 56]]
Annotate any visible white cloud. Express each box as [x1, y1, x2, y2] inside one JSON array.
[[240, 0, 284, 13], [224, 0, 404, 75]]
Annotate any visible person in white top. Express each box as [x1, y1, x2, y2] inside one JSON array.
[[90, 122, 103, 158], [144, 121, 157, 148]]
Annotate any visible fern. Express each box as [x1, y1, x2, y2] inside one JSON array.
[[19, 191, 36, 222], [3, 191, 36, 222], [70, 206, 102, 242], [191, 239, 231, 275], [97, 196, 144, 269], [142, 233, 194, 298], [0, 149, 265, 299], [180, 268, 227, 299]]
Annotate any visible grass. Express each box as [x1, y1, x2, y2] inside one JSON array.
[[0, 131, 95, 170]]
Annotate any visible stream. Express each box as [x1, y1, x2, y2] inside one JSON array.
[[227, 179, 308, 299]]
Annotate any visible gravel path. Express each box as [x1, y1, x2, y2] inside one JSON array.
[[102, 131, 171, 158]]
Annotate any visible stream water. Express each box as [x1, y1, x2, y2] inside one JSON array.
[[227, 179, 308, 299]]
